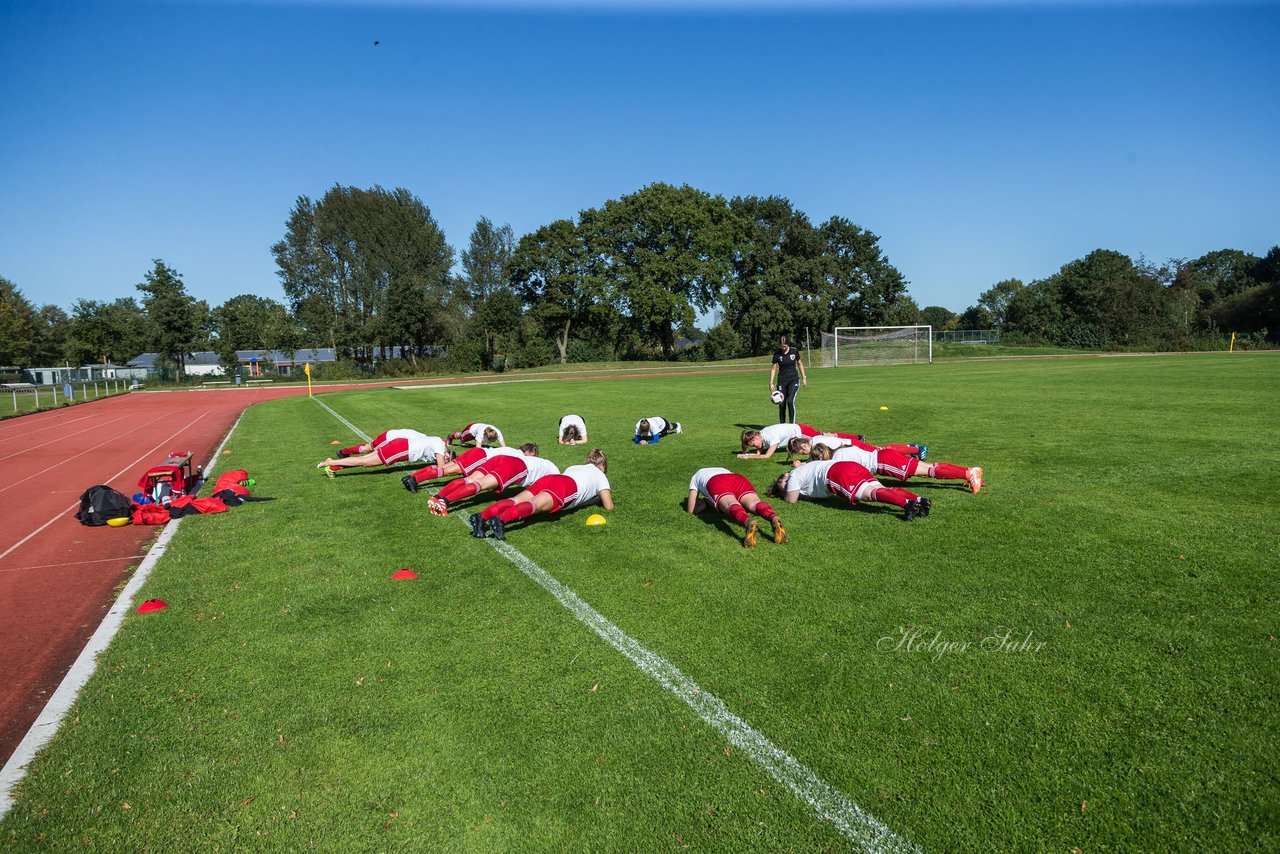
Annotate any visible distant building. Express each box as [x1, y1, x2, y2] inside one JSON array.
[[127, 349, 339, 379]]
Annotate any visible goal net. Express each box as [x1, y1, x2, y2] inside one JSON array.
[[818, 326, 932, 367]]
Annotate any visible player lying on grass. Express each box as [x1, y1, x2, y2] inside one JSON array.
[[686, 467, 787, 548], [318, 430, 450, 478], [447, 422, 506, 448], [787, 432, 928, 461], [558, 414, 589, 445], [737, 423, 871, 460], [790, 439, 984, 494], [635, 416, 682, 444], [427, 447, 560, 516], [767, 459, 932, 521], [469, 448, 612, 540], [402, 443, 534, 493]]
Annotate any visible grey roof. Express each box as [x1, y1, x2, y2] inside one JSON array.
[[129, 349, 338, 367]]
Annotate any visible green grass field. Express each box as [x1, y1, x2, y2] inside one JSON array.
[[3, 353, 1278, 851]]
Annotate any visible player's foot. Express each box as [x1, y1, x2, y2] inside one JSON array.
[[771, 516, 788, 544], [904, 499, 921, 521], [427, 496, 449, 516], [336, 449, 350, 458], [917, 496, 932, 518], [966, 467, 983, 495], [674, 422, 683, 434], [489, 517, 506, 541], [913, 444, 928, 462], [401, 474, 418, 493], [743, 519, 758, 548], [324, 466, 337, 479], [468, 513, 486, 538]]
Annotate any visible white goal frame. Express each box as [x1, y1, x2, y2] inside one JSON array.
[[821, 326, 932, 367]]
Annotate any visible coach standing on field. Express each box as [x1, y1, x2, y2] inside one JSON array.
[[770, 335, 807, 424]]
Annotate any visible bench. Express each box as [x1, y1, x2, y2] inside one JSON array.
[[246, 379, 273, 385], [201, 380, 231, 386]]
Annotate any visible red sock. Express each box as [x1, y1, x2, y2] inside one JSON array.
[[482, 499, 514, 520], [930, 462, 968, 480], [500, 502, 537, 523], [415, 465, 441, 482], [441, 480, 480, 501], [874, 486, 914, 508], [341, 444, 363, 457], [727, 504, 749, 526], [753, 501, 777, 521]]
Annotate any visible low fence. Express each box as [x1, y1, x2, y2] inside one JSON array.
[[2, 380, 133, 416]]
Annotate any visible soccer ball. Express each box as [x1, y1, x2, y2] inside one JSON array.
[[770, 390, 785, 404]]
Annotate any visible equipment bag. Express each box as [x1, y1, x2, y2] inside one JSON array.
[[75, 485, 133, 526]]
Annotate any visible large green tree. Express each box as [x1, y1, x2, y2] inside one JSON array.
[[66, 298, 149, 366], [462, 217, 518, 356], [0, 277, 40, 366], [510, 218, 609, 364], [136, 260, 200, 375], [272, 185, 453, 359], [585, 183, 734, 358], [810, 217, 909, 333]]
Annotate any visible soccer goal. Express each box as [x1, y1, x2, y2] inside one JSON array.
[[818, 326, 932, 367]]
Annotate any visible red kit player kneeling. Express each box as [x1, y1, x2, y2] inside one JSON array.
[[687, 467, 787, 548], [469, 449, 612, 540], [768, 459, 932, 521]]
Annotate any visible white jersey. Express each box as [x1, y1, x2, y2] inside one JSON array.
[[563, 464, 611, 509], [487, 446, 524, 459], [688, 467, 732, 498], [832, 445, 877, 468], [786, 460, 838, 499], [759, 423, 804, 449], [635, 416, 668, 435], [387, 430, 446, 464], [559, 414, 587, 437], [812, 434, 851, 451], [465, 422, 505, 446], [519, 456, 560, 486]]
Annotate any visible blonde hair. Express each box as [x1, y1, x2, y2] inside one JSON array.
[[586, 447, 607, 474], [809, 444, 832, 461], [482, 427, 499, 444]]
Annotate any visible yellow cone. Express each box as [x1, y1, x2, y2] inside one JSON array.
[[585, 514, 607, 526], [879, 406, 889, 411], [106, 517, 131, 527]]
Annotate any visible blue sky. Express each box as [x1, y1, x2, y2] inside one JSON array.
[[1, 0, 1276, 320]]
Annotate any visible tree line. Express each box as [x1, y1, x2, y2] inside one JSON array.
[[2, 182, 1275, 377]]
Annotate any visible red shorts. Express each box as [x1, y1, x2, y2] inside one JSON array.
[[827, 431, 876, 451], [372, 431, 391, 447], [705, 473, 756, 506], [474, 455, 529, 492], [456, 447, 488, 474], [827, 462, 877, 503], [798, 423, 821, 438], [874, 449, 918, 481], [525, 474, 579, 513], [375, 438, 410, 465]]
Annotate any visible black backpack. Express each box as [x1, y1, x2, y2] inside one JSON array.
[[75, 485, 132, 526]]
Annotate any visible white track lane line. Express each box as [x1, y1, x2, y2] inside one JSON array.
[[310, 396, 918, 853]]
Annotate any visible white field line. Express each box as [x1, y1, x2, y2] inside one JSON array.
[[312, 397, 918, 853], [0, 410, 246, 819]]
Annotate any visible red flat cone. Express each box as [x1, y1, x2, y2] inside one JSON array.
[[137, 599, 168, 613], [391, 569, 418, 580]]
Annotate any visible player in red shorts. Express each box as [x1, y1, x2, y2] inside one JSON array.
[[789, 438, 983, 494], [426, 447, 559, 516], [318, 430, 450, 478], [767, 459, 931, 521], [470, 448, 612, 540], [686, 467, 787, 547], [402, 443, 535, 493], [448, 422, 506, 448]]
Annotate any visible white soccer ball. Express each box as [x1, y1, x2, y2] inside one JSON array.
[[770, 390, 785, 405]]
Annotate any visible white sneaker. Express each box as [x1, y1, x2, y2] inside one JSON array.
[[674, 423, 683, 434]]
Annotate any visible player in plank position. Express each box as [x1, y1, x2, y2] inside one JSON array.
[[447, 422, 506, 448], [767, 458, 932, 521], [788, 438, 984, 494], [634, 416, 682, 444], [558, 414, 589, 445], [426, 447, 560, 516], [469, 448, 612, 540], [739, 423, 924, 461], [686, 467, 787, 548], [402, 443, 536, 493], [318, 430, 450, 478]]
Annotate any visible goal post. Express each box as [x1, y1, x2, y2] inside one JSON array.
[[818, 326, 932, 367]]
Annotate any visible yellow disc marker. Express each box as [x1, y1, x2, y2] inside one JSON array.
[[585, 514, 607, 526], [879, 406, 889, 411]]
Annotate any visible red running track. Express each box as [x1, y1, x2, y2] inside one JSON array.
[[0, 386, 317, 764]]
